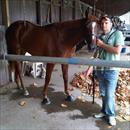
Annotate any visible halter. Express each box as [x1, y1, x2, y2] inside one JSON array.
[[86, 21, 97, 37], [91, 22, 97, 39]]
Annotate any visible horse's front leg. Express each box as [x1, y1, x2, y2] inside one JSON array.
[[42, 63, 55, 105], [61, 64, 74, 101]]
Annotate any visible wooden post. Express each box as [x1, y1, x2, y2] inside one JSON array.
[[59, 0, 63, 22], [49, 0, 53, 23], [72, 0, 76, 19], [36, 0, 42, 25], [1, 0, 10, 26], [0, 26, 9, 86]]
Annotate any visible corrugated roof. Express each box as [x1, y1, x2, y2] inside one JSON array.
[[81, 0, 130, 16]]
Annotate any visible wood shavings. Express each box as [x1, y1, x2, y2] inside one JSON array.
[[61, 103, 68, 108], [19, 100, 26, 106], [71, 69, 130, 121]]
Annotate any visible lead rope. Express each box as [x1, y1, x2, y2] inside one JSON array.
[[92, 48, 99, 104]]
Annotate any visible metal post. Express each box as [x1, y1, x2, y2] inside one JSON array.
[[0, 54, 130, 68]]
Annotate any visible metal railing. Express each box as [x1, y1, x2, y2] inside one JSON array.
[[0, 54, 130, 68]]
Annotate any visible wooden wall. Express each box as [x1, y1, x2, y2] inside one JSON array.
[[0, 0, 102, 85], [0, 0, 2, 24], [0, 0, 101, 26], [8, 0, 37, 23], [0, 26, 9, 86]]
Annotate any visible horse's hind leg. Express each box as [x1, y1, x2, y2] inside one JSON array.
[[9, 61, 21, 89], [42, 63, 55, 105], [15, 62, 29, 96], [15, 69, 22, 89], [61, 64, 74, 101], [9, 61, 15, 82]]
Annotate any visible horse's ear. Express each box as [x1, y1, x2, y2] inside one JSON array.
[[85, 8, 89, 19]]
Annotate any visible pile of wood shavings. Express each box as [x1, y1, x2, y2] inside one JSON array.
[[70, 69, 130, 121]]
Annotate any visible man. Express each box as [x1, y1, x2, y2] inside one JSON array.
[[84, 15, 124, 126]]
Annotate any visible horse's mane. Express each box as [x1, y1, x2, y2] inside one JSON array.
[[55, 18, 86, 27], [42, 18, 87, 31], [12, 15, 98, 31]]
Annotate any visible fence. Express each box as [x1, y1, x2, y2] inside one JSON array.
[[0, 54, 130, 68]]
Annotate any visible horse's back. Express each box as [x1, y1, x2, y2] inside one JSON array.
[[5, 21, 60, 56]]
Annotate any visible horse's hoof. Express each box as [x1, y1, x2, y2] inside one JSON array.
[[41, 98, 51, 105], [65, 95, 75, 102], [24, 90, 29, 96]]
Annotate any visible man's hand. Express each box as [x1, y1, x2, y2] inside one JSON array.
[[96, 38, 122, 54], [82, 66, 93, 77], [96, 38, 104, 47]]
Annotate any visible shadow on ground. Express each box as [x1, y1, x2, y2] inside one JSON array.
[[8, 85, 130, 130], [10, 85, 100, 116]]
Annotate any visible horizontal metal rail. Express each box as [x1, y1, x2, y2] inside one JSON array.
[[0, 54, 130, 68]]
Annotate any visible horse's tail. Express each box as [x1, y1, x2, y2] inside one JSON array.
[[5, 21, 22, 81], [5, 22, 17, 54], [5, 25, 14, 81], [5, 21, 28, 81]]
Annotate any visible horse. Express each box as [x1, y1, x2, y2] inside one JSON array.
[[5, 12, 98, 104]]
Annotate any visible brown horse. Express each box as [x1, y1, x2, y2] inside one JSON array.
[[5, 13, 98, 104]]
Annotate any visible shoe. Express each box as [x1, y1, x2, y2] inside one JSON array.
[[94, 112, 106, 119], [109, 116, 116, 126]]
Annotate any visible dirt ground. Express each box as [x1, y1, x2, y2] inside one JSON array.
[[0, 47, 130, 130]]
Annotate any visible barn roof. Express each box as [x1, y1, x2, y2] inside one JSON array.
[[81, 0, 130, 16]]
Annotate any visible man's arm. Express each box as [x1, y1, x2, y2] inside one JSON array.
[[96, 39, 122, 54]]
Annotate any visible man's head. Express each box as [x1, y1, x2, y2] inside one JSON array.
[[99, 15, 113, 34]]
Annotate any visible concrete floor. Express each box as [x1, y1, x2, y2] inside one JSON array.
[[0, 49, 130, 130]]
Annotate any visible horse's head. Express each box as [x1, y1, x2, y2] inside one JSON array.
[[84, 14, 100, 51]]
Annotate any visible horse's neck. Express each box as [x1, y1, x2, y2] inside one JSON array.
[[57, 19, 86, 48]]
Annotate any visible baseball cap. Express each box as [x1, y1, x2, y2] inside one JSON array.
[[99, 15, 112, 23]]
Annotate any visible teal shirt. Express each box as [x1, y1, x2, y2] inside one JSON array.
[[97, 28, 124, 70]]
